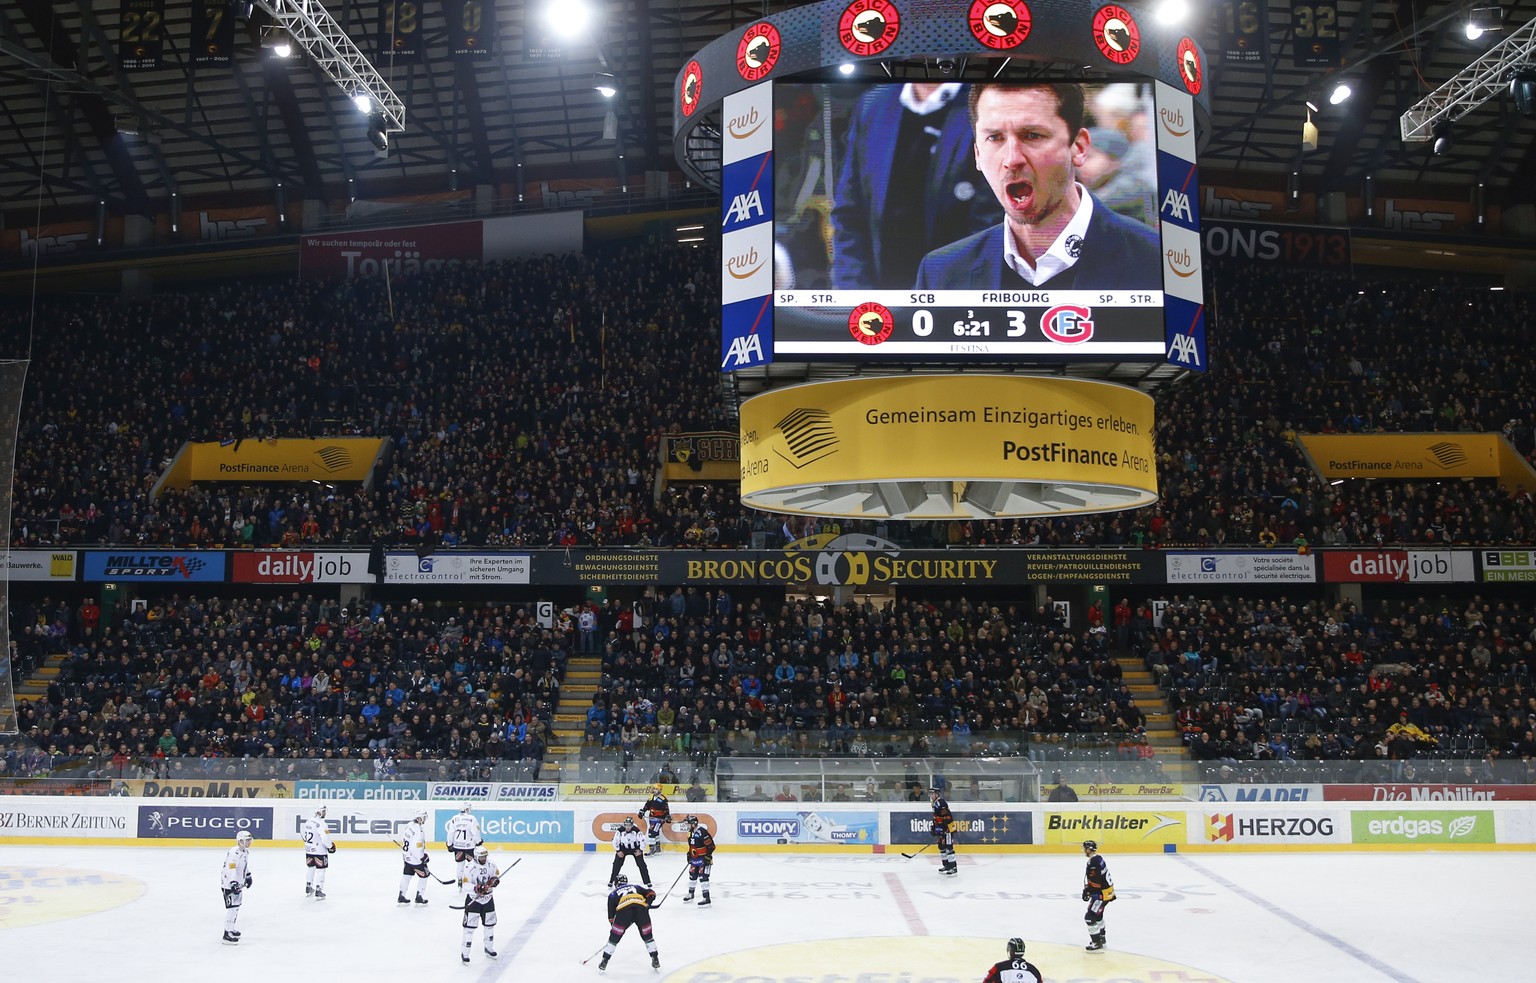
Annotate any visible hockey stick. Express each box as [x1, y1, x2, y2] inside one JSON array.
[[581, 943, 607, 965], [391, 839, 460, 884], [448, 860, 523, 908], [900, 842, 935, 860], [647, 863, 691, 910]]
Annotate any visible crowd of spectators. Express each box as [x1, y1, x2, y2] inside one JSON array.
[[5, 250, 1533, 552], [585, 588, 1146, 763], [1132, 592, 1536, 782], [3, 593, 561, 782]]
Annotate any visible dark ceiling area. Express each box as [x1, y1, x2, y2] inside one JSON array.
[[1, 0, 1534, 224]]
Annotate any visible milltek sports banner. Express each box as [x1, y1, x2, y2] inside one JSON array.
[[84, 552, 226, 582]]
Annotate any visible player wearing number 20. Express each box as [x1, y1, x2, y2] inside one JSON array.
[[982, 937, 1044, 983], [301, 806, 336, 899], [459, 846, 500, 964], [598, 875, 660, 971], [682, 815, 715, 906]]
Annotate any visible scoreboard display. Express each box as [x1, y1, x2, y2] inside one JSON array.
[[720, 77, 1205, 371], [772, 80, 1165, 361]]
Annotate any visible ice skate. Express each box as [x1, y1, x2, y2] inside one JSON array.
[[222, 931, 240, 944], [651, 953, 661, 970], [314, 889, 326, 900], [398, 894, 411, 905]]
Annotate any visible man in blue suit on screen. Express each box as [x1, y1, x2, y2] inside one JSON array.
[[914, 81, 1161, 291], [831, 83, 1002, 290]]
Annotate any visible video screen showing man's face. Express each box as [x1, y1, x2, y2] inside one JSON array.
[[972, 85, 1090, 232]]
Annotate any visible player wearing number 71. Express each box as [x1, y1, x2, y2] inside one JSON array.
[[914, 82, 1161, 291]]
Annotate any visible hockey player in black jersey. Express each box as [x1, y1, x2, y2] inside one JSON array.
[[982, 937, 1044, 983], [929, 786, 958, 875], [1082, 840, 1115, 951], [682, 815, 715, 906], [597, 874, 661, 972]]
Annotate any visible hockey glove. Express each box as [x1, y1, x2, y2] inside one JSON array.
[[329, 844, 337, 854], [245, 874, 253, 888], [1082, 887, 1092, 902]]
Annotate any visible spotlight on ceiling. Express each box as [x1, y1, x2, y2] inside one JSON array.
[[353, 93, 373, 114], [366, 113, 389, 156], [543, 0, 592, 41], [1431, 121, 1454, 156], [1466, 5, 1504, 40], [594, 73, 617, 98], [1329, 82, 1352, 105], [838, 62, 855, 75], [1153, 0, 1190, 26], [1511, 68, 1536, 119]]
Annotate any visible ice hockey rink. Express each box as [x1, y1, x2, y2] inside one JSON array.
[[1, 844, 1527, 983]]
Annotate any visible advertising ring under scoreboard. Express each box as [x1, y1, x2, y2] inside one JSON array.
[[773, 289, 1166, 359], [738, 375, 1158, 520]]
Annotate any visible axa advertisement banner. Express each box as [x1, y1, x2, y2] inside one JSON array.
[[3, 550, 77, 581], [1324, 784, 1536, 802], [1321, 550, 1474, 583], [426, 782, 559, 802], [1041, 811, 1186, 846], [1197, 784, 1323, 803], [1351, 810, 1495, 845], [83, 551, 226, 582], [444, 809, 573, 845], [1199, 810, 1349, 844], [1165, 552, 1316, 583], [889, 810, 1032, 845], [232, 551, 372, 584], [0, 800, 134, 838], [736, 811, 878, 845], [292, 781, 427, 801], [137, 804, 274, 839], [385, 553, 531, 584]]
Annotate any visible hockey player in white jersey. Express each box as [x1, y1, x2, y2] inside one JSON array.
[[301, 806, 337, 899], [445, 804, 484, 885], [219, 831, 254, 943], [397, 808, 432, 905], [459, 846, 501, 964]]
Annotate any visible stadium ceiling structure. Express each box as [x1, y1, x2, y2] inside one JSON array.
[[1, 0, 1535, 221]]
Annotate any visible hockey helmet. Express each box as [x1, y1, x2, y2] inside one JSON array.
[[462, 803, 473, 814], [236, 831, 253, 849], [613, 873, 629, 887], [415, 809, 429, 824], [1082, 840, 1098, 854], [622, 816, 638, 829], [474, 846, 489, 864], [1007, 938, 1026, 958], [315, 805, 327, 819], [683, 814, 699, 828]]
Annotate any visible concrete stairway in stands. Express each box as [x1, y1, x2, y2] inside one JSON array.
[[543, 655, 601, 780], [11, 652, 65, 703], [1119, 654, 1195, 782]]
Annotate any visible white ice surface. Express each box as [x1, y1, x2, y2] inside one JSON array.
[[1, 845, 1524, 983]]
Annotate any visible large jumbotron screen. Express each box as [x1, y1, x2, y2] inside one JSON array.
[[772, 79, 1167, 360]]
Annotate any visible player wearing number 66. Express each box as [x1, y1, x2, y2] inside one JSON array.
[[914, 82, 1161, 291]]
